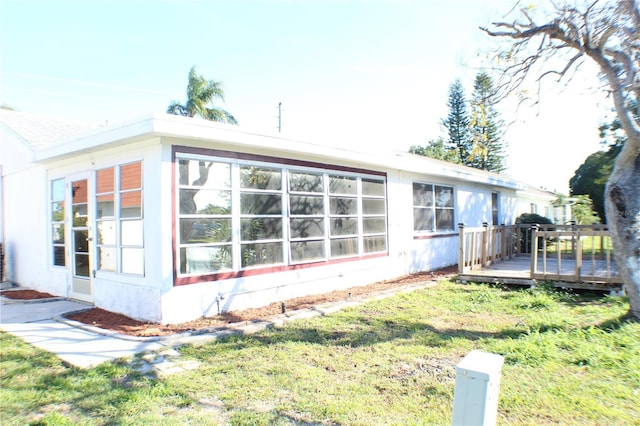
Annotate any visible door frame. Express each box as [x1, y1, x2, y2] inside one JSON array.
[[67, 172, 94, 303]]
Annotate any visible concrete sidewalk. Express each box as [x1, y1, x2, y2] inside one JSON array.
[[0, 299, 164, 368]]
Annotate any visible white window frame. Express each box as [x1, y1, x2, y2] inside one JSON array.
[[95, 161, 145, 276], [176, 153, 388, 279], [412, 182, 456, 234]]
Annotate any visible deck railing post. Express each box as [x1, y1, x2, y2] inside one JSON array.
[[530, 225, 539, 279], [481, 222, 489, 268], [575, 229, 582, 282], [458, 223, 466, 274], [501, 224, 507, 261]]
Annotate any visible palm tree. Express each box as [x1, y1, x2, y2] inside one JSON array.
[[167, 66, 238, 124]]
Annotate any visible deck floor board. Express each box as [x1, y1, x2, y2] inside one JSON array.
[[458, 255, 622, 290]]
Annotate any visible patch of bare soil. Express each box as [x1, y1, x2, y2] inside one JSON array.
[[0, 289, 56, 300], [65, 266, 457, 337]]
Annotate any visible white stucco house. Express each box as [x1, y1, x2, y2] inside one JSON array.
[[0, 110, 555, 324]]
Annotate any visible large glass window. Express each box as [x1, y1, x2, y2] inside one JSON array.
[[51, 179, 66, 267], [176, 153, 388, 278], [289, 171, 325, 263], [413, 183, 455, 232], [178, 159, 232, 275], [95, 161, 144, 275]]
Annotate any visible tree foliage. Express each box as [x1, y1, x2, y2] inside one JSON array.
[[468, 72, 507, 173], [482, 0, 640, 319], [167, 66, 238, 124], [570, 145, 619, 222], [442, 79, 472, 164], [571, 194, 601, 225], [414, 74, 506, 173], [409, 138, 461, 164]]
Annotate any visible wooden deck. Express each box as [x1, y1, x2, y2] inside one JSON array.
[[457, 224, 624, 293], [458, 255, 623, 292]]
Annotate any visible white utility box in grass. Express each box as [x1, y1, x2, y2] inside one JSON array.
[[451, 350, 504, 426]]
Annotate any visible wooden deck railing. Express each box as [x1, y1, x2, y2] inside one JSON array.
[[531, 226, 621, 284], [458, 224, 518, 274], [458, 223, 621, 285]]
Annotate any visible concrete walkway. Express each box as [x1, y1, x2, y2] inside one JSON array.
[[0, 299, 164, 368], [1, 278, 441, 370]]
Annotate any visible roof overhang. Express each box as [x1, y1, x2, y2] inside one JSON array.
[[35, 112, 524, 190]]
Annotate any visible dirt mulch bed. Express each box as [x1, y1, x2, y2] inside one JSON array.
[[66, 266, 457, 337], [1, 289, 56, 300]]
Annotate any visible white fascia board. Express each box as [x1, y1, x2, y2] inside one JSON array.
[[34, 114, 157, 162], [32, 112, 523, 191], [390, 153, 524, 190]]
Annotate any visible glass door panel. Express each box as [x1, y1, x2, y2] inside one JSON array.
[[70, 178, 93, 302]]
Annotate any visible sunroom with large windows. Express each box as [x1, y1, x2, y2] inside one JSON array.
[[175, 149, 388, 283]]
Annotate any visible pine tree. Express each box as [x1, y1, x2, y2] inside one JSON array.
[[468, 72, 506, 173], [442, 79, 472, 164]]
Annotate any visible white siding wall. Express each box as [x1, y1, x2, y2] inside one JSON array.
[[4, 127, 525, 324]]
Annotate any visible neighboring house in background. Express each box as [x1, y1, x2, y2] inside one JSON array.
[[515, 185, 558, 221], [1, 110, 553, 324]]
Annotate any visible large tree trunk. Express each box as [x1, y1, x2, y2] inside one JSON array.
[[606, 139, 640, 319]]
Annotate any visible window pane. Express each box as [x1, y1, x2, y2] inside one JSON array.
[[240, 193, 282, 215], [121, 248, 144, 275], [179, 160, 231, 188], [120, 162, 142, 190], [363, 217, 386, 234], [330, 218, 358, 236], [72, 180, 88, 204], [435, 186, 453, 208], [96, 194, 114, 219], [120, 191, 142, 218], [289, 172, 323, 193], [414, 208, 434, 231], [330, 197, 357, 215], [72, 204, 88, 227], [53, 246, 66, 267], [52, 179, 65, 202], [330, 237, 358, 257], [240, 166, 281, 190], [180, 246, 232, 274], [180, 189, 231, 215], [121, 220, 143, 246], [290, 241, 325, 262], [362, 198, 385, 215], [180, 218, 231, 244], [96, 168, 114, 193], [74, 253, 90, 277], [241, 242, 283, 267], [436, 209, 454, 231], [52, 224, 65, 244], [74, 229, 89, 253], [290, 218, 324, 239], [413, 183, 433, 207], [241, 218, 282, 241], [364, 236, 386, 253], [329, 175, 356, 194], [290, 195, 324, 215], [98, 247, 116, 271], [52, 201, 65, 222], [362, 179, 385, 196], [97, 220, 116, 244]]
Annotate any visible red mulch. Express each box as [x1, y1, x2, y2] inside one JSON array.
[[63, 266, 457, 337], [0, 289, 56, 300]]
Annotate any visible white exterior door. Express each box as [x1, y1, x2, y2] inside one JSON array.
[[69, 175, 93, 302]]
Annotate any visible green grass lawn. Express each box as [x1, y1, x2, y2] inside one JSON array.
[[2, 280, 639, 425]]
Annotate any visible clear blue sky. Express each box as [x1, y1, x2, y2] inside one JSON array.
[[0, 0, 610, 192]]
